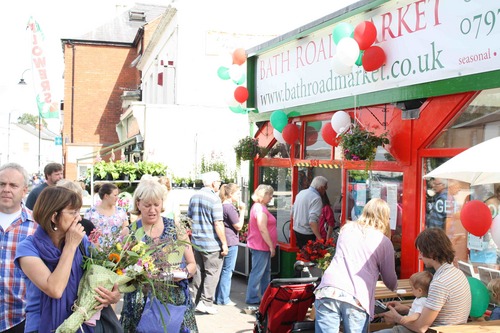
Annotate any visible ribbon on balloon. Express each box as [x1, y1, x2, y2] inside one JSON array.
[[332, 21, 387, 76], [217, 48, 257, 114]]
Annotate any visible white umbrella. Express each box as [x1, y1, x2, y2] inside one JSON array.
[[423, 136, 500, 186]]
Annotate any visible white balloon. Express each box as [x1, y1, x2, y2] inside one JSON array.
[[332, 55, 353, 76], [229, 64, 244, 82], [490, 214, 500, 247], [336, 37, 360, 66], [331, 111, 351, 135], [273, 128, 286, 144]]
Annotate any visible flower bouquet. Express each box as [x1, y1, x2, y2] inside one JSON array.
[[56, 226, 183, 333], [117, 191, 132, 211], [296, 238, 336, 271], [239, 223, 249, 243]]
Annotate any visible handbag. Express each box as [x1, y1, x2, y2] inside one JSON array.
[[94, 305, 123, 333], [136, 296, 188, 333]]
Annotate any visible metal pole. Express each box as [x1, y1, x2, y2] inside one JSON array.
[[38, 113, 41, 174], [7, 112, 11, 163]]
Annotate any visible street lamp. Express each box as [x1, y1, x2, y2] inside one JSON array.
[[17, 68, 40, 174]]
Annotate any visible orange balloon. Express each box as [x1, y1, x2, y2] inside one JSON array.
[[232, 48, 247, 65]]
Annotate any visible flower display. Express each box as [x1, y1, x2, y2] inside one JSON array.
[[117, 191, 132, 212], [234, 136, 260, 167], [56, 226, 185, 333], [339, 125, 389, 165], [239, 223, 248, 243], [296, 238, 336, 270]]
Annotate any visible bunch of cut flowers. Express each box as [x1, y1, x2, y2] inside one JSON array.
[[296, 238, 336, 270], [56, 225, 185, 333], [239, 223, 249, 243], [117, 191, 132, 212]]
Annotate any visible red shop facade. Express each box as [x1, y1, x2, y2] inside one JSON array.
[[244, 0, 500, 278]]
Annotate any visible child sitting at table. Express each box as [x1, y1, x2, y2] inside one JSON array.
[[376, 271, 433, 332], [398, 271, 433, 326], [487, 278, 500, 320]]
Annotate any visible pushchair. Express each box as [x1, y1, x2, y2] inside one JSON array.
[[254, 261, 320, 333]]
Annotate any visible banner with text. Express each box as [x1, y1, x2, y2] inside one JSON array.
[[27, 16, 59, 119], [256, 0, 500, 112]]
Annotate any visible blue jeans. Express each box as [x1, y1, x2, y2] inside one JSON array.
[[315, 297, 369, 333], [215, 245, 238, 304], [245, 249, 271, 304]]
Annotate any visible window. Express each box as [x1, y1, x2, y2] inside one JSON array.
[[258, 166, 292, 243], [346, 170, 403, 276], [304, 120, 332, 160]]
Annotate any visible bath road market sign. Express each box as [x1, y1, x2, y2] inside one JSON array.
[[255, 0, 500, 112]]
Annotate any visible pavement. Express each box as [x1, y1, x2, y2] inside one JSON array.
[[194, 274, 256, 333]]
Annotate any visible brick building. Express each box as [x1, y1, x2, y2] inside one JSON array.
[[61, 4, 166, 180]]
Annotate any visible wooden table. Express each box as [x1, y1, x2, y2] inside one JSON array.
[[375, 279, 413, 300], [430, 319, 500, 332]]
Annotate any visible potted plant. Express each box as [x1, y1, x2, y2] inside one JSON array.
[[106, 161, 120, 180], [296, 238, 336, 275], [234, 136, 260, 167], [339, 125, 389, 167], [91, 161, 117, 180]]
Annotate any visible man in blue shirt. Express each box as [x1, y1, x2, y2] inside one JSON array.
[[425, 178, 448, 229], [25, 163, 63, 210], [188, 171, 227, 315]]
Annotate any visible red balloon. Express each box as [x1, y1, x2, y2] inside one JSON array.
[[232, 48, 247, 65], [461, 200, 492, 237], [234, 86, 249, 103], [321, 123, 339, 146], [354, 21, 377, 50], [362, 46, 386, 72], [282, 124, 300, 145], [305, 126, 318, 146]]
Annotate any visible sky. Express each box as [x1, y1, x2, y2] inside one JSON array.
[[1, 0, 357, 127]]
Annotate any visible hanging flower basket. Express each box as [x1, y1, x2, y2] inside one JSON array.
[[234, 136, 260, 167], [339, 126, 389, 165]]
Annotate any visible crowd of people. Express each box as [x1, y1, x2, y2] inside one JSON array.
[[2, 162, 499, 333]]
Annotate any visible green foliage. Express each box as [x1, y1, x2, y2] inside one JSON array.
[[234, 136, 260, 167], [200, 153, 235, 183], [87, 161, 167, 181], [348, 170, 369, 182], [17, 113, 48, 127], [339, 126, 389, 168]]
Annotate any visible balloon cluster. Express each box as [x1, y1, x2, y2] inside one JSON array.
[[332, 21, 386, 76], [270, 110, 296, 145], [269, 110, 319, 146], [217, 48, 250, 114], [269, 110, 353, 148], [321, 110, 352, 147]]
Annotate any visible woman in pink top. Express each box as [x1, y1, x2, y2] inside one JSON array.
[[314, 198, 397, 333], [245, 184, 277, 305]]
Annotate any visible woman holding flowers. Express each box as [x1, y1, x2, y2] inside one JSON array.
[[84, 183, 129, 239], [120, 179, 198, 333], [245, 184, 277, 305], [15, 187, 121, 333], [314, 198, 397, 333]]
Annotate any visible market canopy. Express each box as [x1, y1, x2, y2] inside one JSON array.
[[423, 136, 500, 186]]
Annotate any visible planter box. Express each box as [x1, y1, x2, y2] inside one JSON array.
[[234, 242, 280, 277]]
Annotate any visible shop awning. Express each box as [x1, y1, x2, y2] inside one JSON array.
[[76, 135, 141, 163]]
